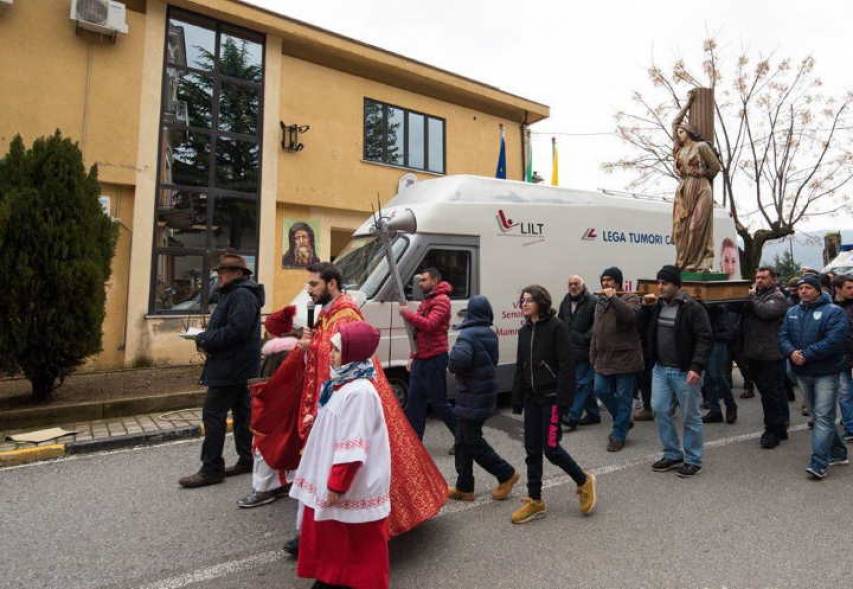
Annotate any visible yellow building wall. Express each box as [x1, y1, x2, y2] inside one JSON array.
[[0, 0, 146, 186], [277, 55, 524, 215]]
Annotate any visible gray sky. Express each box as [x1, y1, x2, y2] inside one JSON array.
[[248, 0, 853, 233]]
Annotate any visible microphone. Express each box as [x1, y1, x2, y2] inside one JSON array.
[[306, 301, 315, 329]]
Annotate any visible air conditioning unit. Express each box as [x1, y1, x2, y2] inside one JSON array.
[[70, 0, 128, 36]]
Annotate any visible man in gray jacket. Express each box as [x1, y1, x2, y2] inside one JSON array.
[[590, 267, 644, 452], [558, 275, 600, 430], [742, 267, 791, 449]]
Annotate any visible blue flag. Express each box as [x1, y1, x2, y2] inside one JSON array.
[[495, 127, 506, 179]]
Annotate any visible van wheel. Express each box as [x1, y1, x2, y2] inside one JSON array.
[[387, 372, 409, 409]]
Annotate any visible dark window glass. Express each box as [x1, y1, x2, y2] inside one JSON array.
[[412, 249, 470, 300], [219, 33, 263, 82], [155, 189, 208, 250], [167, 18, 215, 71], [364, 101, 384, 162], [153, 253, 206, 312], [153, 9, 264, 314], [363, 98, 445, 174], [215, 137, 259, 192], [164, 68, 213, 128], [162, 129, 211, 187], [407, 112, 424, 169], [428, 117, 445, 173], [387, 106, 404, 166], [218, 81, 260, 135], [212, 196, 258, 250]]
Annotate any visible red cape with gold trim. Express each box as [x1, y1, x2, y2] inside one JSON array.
[[250, 295, 447, 536]]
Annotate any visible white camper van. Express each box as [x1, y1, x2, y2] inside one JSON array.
[[294, 175, 740, 406]]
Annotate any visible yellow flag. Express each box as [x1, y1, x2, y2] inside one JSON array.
[[551, 137, 559, 186]]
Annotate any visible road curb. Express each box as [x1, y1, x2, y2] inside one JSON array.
[[0, 444, 66, 467], [65, 425, 203, 455]]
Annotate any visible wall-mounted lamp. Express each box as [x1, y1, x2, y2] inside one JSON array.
[[280, 121, 310, 152]]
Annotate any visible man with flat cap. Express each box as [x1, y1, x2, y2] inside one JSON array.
[[180, 253, 265, 488]]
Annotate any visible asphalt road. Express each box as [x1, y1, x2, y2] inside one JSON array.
[[2, 391, 850, 589]]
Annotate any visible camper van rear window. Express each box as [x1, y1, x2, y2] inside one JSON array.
[[363, 98, 445, 174]]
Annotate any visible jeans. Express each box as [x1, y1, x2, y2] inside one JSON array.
[[651, 364, 704, 466], [405, 353, 457, 440], [594, 373, 635, 442], [201, 384, 252, 477], [524, 399, 587, 500], [796, 374, 848, 472], [454, 418, 515, 492], [747, 359, 790, 433], [839, 370, 853, 435], [705, 342, 736, 414], [565, 361, 599, 422]]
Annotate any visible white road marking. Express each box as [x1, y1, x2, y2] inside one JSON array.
[[125, 423, 809, 589]]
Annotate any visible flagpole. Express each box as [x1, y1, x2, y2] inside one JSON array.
[[551, 136, 559, 186]]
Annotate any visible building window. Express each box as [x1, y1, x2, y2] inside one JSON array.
[[363, 98, 445, 174], [151, 9, 264, 314]]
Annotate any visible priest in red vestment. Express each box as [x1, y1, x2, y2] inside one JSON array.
[[251, 261, 446, 550]]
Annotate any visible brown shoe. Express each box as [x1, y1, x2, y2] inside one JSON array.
[[491, 471, 520, 501], [606, 436, 625, 452], [447, 487, 475, 501], [179, 471, 225, 488], [224, 460, 253, 477], [633, 408, 654, 422]]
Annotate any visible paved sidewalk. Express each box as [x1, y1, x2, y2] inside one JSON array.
[[0, 408, 209, 465]]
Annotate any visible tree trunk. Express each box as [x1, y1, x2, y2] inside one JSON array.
[[740, 227, 794, 280], [30, 373, 56, 404]]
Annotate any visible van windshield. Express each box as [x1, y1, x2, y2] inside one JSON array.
[[335, 235, 407, 294]]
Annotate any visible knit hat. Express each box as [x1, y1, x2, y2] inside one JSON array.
[[796, 274, 821, 292], [330, 321, 380, 364], [600, 266, 624, 287], [656, 265, 682, 286]]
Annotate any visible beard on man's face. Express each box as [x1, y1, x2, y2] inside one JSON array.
[[311, 283, 333, 306]]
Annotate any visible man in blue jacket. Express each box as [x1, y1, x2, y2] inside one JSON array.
[[779, 274, 848, 480], [446, 296, 519, 502], [179, 254, 264, 488]]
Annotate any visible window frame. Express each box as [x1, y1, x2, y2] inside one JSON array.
[[362, 98, 446, 174], [149, 7, 265, 315]]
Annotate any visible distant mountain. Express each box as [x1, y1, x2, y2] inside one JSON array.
[[761, 229, 853, 270]]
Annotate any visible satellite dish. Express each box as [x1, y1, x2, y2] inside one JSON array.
[[398, 172, 418, 193]]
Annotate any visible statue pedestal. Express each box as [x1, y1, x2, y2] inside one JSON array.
[[637, 275, 750, 303]]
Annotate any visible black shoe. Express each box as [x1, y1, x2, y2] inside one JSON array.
[[760, 431, 780, 449], [676, 463, 702, 478], [179, 471, 225, 488], [725, 405, 738, 424], [563, 420, 579, 432], [225, 460, 253, 477], [283, 535, 299, 558], [652, 457, 683, 472], [702, 411, 724, 424], [778, 429, 789, 440], [578, 414, 602, 426]]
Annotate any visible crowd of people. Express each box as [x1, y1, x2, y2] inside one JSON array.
[[176, 252, 853, 589]]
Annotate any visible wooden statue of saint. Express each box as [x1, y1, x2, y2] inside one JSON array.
[[671, 89, 722, 272]]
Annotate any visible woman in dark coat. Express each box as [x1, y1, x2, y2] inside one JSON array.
[[447, 296, 519, 502]]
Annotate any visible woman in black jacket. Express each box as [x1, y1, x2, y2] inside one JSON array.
[[447, 296, 519, 502], [510, 285, 597, 524]]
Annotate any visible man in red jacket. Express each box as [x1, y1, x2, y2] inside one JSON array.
[[399, 268, 458, 440]]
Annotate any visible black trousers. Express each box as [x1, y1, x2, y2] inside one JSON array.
[[524, 399, 587, 500], [746, 359, 790, 434], [454, 417, 515, 492], [638, 358, 653, 410], [201, 384, 252, 476]]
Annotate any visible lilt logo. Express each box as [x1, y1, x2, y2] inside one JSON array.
[[496, 210, 519, 232], [495, 209, 545, 239], [581, 228, 598, 241]]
